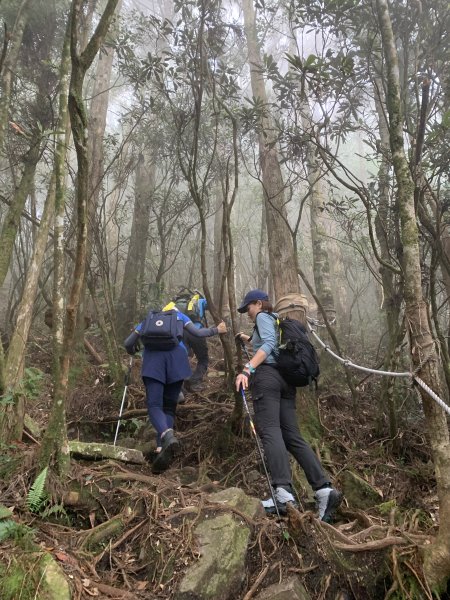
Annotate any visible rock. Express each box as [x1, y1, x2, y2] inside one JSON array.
[[176, 466, 200, 485], [208, 487, 264, 520], [254, 576, 311, 600], [339, 470, 383, 510], [69, 441, 145, 464], [0, 525, 71, 600], [118, 437, 137, 449], [207, 371, 226, 377], [24, 413, 41, 439], [175, 513, 249, 600], [38, 552, 71, 600], [136, 423, 156, 442], [136, 441, 155, 459], [176, 488, 261, 599], [246, 469, 261, 483]]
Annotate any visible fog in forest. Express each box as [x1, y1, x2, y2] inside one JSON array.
[[0, 0, 449, 598]]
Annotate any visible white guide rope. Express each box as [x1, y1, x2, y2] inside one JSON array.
[[306, 321, 450, 417]]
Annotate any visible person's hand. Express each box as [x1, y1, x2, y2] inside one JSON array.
[[217, 321, 227, 334], [235, 332, 250, 343], [235, 372, 249, 391]]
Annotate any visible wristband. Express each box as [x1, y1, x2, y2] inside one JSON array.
[[241, 371, 250, 378], [245, 362, 256, 374]]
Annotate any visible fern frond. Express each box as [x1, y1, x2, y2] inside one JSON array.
[[26, 467, 48, 513], [0, 520, 18, 541]]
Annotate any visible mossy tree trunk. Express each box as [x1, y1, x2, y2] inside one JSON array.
[[4, 19, 72, 409], [0, 137, 42, 442], [376, 0, 450, 588], [38, 0, 120, 475]]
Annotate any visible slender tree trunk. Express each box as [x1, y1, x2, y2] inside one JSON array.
[[213, 185, 224, 308], [0, 138, 42, 289], [0, 0, 32, 151], [376, 0, 450, 587], [116, 155, 154, 339], [256, 198, 269, 290], [373, 76, 404, 445], [80, 0, 122, 338], [242, 0, 300, 300], [39, 0, 120, 475], [4, 14, 71, 394], [298, 94, 336, 319]]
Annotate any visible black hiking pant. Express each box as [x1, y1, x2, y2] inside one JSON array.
[[250, 364, 329, 490], [183, 328, 209, 384]]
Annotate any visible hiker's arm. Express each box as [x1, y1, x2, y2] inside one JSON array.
[[124, 324, 141, 355], [255, 314, 278, 356], [184, 321, 226, 337]]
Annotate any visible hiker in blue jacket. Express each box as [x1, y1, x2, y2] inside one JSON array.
[[235, 289, 342, 522], [124, 311, 226, 473], [163, 292, 210, 392]]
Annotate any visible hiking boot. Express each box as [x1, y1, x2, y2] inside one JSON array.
[[315, 487, 343, 522], [151, 429, 181, 474], [261, 486, 298, 516]]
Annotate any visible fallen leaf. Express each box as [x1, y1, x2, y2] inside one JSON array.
[[137, 581, 148, 590], [55, 552, 69, 562]]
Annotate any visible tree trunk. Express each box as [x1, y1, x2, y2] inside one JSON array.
[[0, 138, 42, 289], [38, 0, 120, 475], [372, 75, 404, 445], [376, 0, 450, 587], [80, 0, 122, 339], [213, 185, 224, 308], [256, 198, 269, 290], [242, 0, 300, 301], [0, 0, 33, 151], [297, 91, 336, 320], [116, 154, 154, 340]]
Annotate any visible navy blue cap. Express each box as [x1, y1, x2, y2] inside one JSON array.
[[237, 289, 269, 313]]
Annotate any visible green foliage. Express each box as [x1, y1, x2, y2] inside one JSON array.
[[26, 467, 48, 514], [0, 443, 22, 479], [22, 367, 44, 400], [0, 561, 36, 600], [0, 520, 34, 544], [377, 499, 397, 515], [0, 368, 44, 408], [41, 503, 69, 524], [0, 520, 19, 542], [0, 390, 14, 406]]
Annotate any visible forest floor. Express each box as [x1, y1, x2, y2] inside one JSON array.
[[0, 332, 447, 600]]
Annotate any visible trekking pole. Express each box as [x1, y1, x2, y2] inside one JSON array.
[[239, 385, 282, 522], [114, 356, 133, 446]]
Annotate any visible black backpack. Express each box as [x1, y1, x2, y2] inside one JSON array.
[[139, 309, 182, 350], [173, 291, 204, 323], [254, 313, 320, 387]]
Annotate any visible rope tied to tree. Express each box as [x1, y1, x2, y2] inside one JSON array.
[[307, 323, 450, 417]]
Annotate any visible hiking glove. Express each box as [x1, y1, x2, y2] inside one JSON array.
[[124, 330, 140, 355]]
